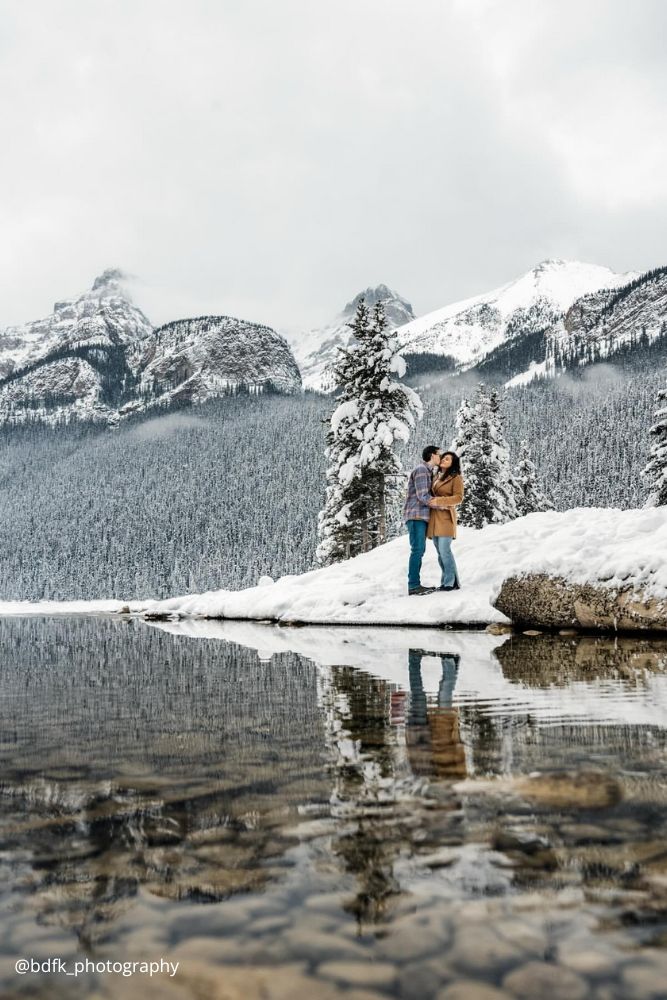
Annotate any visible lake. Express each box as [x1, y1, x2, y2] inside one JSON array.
[[1, 615, 667, 999]]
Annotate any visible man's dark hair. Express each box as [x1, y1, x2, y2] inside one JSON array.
[[422, 445, 440, 462]]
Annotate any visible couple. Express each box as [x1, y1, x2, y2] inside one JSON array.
[[403, 445, 464, 596]]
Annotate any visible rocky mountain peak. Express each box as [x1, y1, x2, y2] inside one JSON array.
[[91, 267, 129, 291], [290, 284, 416, 391], [51, 267, 138, 326], [342, 284, 415, 326], [534, 257, 568, 271]]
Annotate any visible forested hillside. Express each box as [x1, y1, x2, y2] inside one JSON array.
[[0, 394, 327, 600], [1, 363, 664, 601]]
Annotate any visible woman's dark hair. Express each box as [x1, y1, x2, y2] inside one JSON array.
[[439, 450, 461, 477], [422, 445, 440, 462]]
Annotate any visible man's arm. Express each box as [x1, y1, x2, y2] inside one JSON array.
[[414, 465, 433, 507]]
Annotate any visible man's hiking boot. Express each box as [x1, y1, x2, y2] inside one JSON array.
[[408, 586, 436, 596]]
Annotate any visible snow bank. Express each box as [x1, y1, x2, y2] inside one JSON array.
[[3, 507, 663, 628], [137, 506, 667, 625]]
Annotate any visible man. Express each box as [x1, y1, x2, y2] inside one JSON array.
[[403, 445, 442, 595]]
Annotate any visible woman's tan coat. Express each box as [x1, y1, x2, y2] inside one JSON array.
[[427, 474, 464, 539]]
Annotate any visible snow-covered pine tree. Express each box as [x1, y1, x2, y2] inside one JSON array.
[[643, 380, 667, 506], [452, 389, 495, 528], [487, 387, 519, 521], [316, 299, 423, 565], [452, 384, 517, 528], [515, 439, 554, 516]]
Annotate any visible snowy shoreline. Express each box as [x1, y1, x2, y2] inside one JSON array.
[[2, 508, 667, 632]]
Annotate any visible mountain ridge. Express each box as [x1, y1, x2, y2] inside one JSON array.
[[0, 271, 302, 425], [291, 260, 650, 393], [395, 258, 638, 374]]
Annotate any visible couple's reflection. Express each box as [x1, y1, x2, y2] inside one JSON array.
[[330, 649, 466, 925], [405, 649, 467, 779]]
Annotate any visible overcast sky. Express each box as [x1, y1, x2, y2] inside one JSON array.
[[1, 0, 665, 332]]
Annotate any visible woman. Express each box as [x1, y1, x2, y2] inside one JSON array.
[[427, 451, 464, 591]]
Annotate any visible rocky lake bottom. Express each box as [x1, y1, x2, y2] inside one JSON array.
[[1, 616, 667, 999]]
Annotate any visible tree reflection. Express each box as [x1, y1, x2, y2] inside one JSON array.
[[0, 617, 326, 943]]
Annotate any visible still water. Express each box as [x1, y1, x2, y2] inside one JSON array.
[[1, 616, 667, 999]]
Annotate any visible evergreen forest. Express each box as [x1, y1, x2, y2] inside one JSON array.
[[0, 360, 665, 601]]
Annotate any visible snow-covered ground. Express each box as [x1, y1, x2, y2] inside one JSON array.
[[2, 507, 666, 627]]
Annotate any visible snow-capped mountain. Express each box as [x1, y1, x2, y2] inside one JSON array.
[[0, 271, 302, 425], [291, 284, 415, 391], [0, 268, 153, 380], [396, 259, 637, 374], [0, 269, 153, 424], [504, 265, 667, 387]]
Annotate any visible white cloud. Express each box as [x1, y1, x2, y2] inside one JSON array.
[[0, 0, 664, 333]]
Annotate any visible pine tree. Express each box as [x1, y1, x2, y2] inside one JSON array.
[[487, 388, 520, 521], [452, 384, 517, 528], [316, 300, 423, 564], [643, 380, 667, 506], [451, 389, 496, 529], [515, 439, 554, 516]]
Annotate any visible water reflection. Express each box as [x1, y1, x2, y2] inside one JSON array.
[[405, 650, 466, 780], [0, 617, 327, 947], [1, 616, 667, 998]]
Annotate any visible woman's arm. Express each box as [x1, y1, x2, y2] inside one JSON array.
[[431, 476, 463, 509]]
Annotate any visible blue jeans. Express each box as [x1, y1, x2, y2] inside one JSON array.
[[432, 536, 459, 589], [407, 519, 428, 591]]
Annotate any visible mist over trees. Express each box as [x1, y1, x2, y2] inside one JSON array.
[[0, 360, 664, 601]]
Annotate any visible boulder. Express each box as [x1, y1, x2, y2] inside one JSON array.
[[494, 574, 667, 632]]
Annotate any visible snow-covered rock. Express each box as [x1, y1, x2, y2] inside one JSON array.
[[396, 259, 636, 372], [291, 284, 415, 391], [3, 507, 666, 633], [130, 314, 301, 411], [0, 269, 153, 424], [0, 269, 152, 378]]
